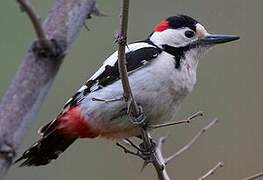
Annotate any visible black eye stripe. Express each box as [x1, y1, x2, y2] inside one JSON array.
[[185, 30, 195, 38]]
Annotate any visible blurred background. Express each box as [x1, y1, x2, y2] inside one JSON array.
[[1, 0, 263, 179]]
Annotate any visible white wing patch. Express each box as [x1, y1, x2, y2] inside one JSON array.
[[62, 42, 160, 110], [77, 85, 87, 92], [89, 42, 156, 81]]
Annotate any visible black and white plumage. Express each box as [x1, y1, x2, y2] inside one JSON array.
[[16, 15, 239, 166]]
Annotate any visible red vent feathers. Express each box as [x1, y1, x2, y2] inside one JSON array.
[[154, 20, 169, 32], [57, 107, 99, 138]]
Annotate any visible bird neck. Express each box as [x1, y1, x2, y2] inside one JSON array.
[[148, 32, 200, 70], [182, 48, 200, 72], [161, 44, 191, 69]]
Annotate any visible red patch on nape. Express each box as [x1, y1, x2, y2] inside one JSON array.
[[154, 20, 169, 32], [56, 107, 99, 138]]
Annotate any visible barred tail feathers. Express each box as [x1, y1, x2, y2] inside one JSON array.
[[15, 131, 76, 166]]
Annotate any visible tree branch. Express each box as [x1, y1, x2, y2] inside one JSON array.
[[0, 0, 99, 179], [17, 0, 52, 53], [115, 1, 223, 180], [165, 118, 218, 164], [115, 1, 165, 179], [242, 172, 263, 180], [198, 162, 224, 180], [117, 118, 220, 180], [116, 1, 169, 179], [149, 111, 203, 129], [116, 0, 143, 121], [153, 137, 170, 180]]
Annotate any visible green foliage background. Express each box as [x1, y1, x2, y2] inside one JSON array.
[[1, 0, 263, 179]]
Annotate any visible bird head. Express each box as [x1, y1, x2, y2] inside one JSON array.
[[149, 15, 239, 58]]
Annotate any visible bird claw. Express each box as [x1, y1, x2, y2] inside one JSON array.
[[128, 105, 146, 125], [114, 32, 125, 44], [117, 137, 156, 164]]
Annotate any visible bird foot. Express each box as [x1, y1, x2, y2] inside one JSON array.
[[128, 105, 146, 125], [116, 137, 156, 165]]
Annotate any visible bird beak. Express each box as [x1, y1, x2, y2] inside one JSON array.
[[197, 34, 240, 46]]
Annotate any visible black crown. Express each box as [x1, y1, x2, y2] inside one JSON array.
[[166, 15, 198, 31]]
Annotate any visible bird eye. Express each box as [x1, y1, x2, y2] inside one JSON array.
[[184, 30, 195, 38]]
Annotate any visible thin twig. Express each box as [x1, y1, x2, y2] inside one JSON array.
[[115, 1, 221, 180], [165, 118, 218, 164], [116, 1, 168, 176], [189, 111, 204, 120], [90, 6, 108, 17], [16, 0, 52, 52], [157, 136, 167, 153], [149, 111, 203, 129], [117, 135, 170, 180], [154, 137, 170, 180], [141, 128, 169, 180], [123, 138, 142, 152], [116, 0, 142, 120], [198, 162, 224, 180], [242, 172, 263, 180], [115, 2, 167, 176], [91, 97, 124, 103], [116, 142, 144, 158]]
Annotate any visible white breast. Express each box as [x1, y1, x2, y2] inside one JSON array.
[[79, 51, 197, 138]]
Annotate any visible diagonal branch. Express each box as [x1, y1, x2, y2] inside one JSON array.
[[117, 118, 220, 180], [149, 111, 203, 129], [165, 118, 218, 164], [242, 172, 263, 180], [198, 162, 224, 180], [0, 0, 99, 179]]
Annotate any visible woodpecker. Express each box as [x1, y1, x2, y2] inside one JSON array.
[[16, 15, 239, 166]]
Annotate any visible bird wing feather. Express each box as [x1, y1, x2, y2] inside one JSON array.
[[38, 41, 162, 136]]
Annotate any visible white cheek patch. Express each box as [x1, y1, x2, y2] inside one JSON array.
[[164, 29, 181, 46], [151, 28, 194, 47]]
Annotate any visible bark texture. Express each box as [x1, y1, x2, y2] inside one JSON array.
[[0, 0, 97, 179]]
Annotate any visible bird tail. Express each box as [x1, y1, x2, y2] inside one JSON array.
[[15, 130, 77, 167], [15, 131, 77, 167], [15, 106, 99, 167]]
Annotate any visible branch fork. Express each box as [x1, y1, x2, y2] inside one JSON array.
[[115, 1, 223, 180], [4, 0, 259, 180], [17, 0, 64, 58], [117, 118, 219, 179], [0, 0, 100, 178]]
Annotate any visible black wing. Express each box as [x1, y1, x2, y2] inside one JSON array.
[[64, 42, 162, 108], [38, 42, 162, 136]]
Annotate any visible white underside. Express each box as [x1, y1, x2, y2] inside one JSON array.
[[79, 49, 198, 139]]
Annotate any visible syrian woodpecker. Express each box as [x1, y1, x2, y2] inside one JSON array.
[[16, 15, 239, 166]]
